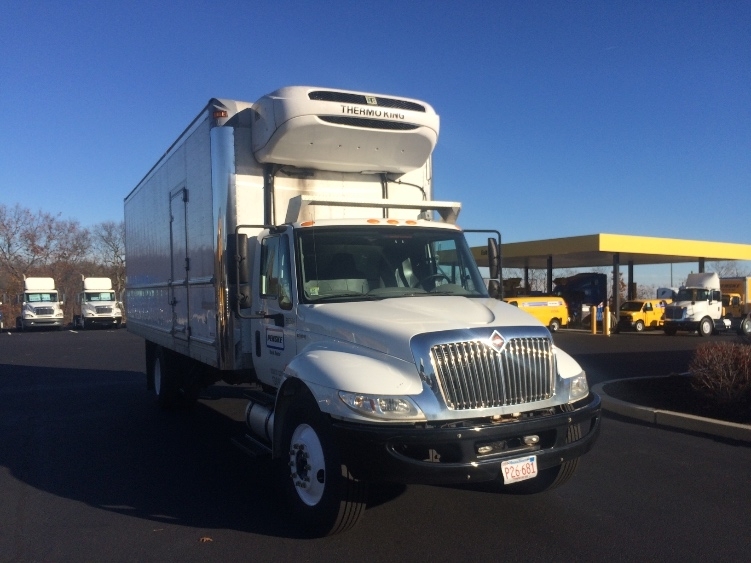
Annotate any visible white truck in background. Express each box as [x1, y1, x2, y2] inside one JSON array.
[[73, 276, 123, 329], [16, 276, 65, 331], [663, 272, 730, 336], [124, 86, 601, 535]]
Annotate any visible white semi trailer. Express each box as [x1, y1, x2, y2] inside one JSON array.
[[16, 276, 64, 330], [124, 86, 601, 535], [73, 276, 123, 329]]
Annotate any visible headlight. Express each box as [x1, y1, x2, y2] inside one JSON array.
[[569, 374, 589, 402], [339, 392, 424, 421]]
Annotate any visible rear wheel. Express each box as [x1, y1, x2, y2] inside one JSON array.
[[698, 317, 713, 337], [548, 318, 561, 332], [739, 317, 751, 336], [278, 390, 367, 536], [153, 348, 180, 409]]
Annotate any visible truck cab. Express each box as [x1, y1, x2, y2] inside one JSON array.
[[16, 277, 64, 331], [73, 277, 123, 329], [663, 273, 727, 336]]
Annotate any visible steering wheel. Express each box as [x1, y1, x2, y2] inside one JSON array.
[[412, 273, 451, 288]]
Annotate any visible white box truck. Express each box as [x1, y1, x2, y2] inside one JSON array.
[[73, 276, 123, 329], [124, 86, 601, 535], [663, 272, 730, 336], [16, 276, 64, 330]]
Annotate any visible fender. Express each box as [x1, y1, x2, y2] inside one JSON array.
[[553, 345, 586, 379]]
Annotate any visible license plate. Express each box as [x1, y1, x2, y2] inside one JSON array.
[[501, 455, 538, 484]]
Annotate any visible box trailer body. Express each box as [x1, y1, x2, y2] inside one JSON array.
[[16, 277, 64, 330], [124, 86, 600, 535], [73, 276, 123, 329], [719, 277, 751, 318], [663, 272, 731, 336]]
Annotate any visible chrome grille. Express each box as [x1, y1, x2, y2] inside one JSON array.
[[96, 306, 113, 314], [431, 337, 555, 410], [34, 307, 54, 315]]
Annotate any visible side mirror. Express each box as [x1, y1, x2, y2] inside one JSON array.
[[487, 238, 500, 281], [488, 279, 501, 300], [228, 233, 251, 315]]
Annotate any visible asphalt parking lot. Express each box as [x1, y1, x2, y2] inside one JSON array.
[[1, 327, 749, 562]]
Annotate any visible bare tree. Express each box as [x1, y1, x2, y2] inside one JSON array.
[[90, 220, 126, 294], [710, 260, 750, 278], [0, 203, 92, 323]]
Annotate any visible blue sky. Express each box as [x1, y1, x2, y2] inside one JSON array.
[[1, 0, 749, 286]]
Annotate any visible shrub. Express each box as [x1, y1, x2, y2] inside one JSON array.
[[690, 341, 751, 410]]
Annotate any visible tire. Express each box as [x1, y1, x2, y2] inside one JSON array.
[[739, 317, 751, 336], [548, 318, 561, 333], [153, 348, 180, 409], [81, 317, 87, 330], [634, 320, 645, 332], [278, 390, 367, 536], [503, 404, 581, 494], [698, 317, 713, 337]]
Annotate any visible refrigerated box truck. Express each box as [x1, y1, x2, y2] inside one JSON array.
[[124, 86, 600, 535]]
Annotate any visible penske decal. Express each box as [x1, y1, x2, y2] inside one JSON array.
[[266, 327, 284, 351]]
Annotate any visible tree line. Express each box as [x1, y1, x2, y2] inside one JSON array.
[[0, 203, 125, 325]]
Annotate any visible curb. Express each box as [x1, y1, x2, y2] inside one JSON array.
[[592, 379, 751, 443]]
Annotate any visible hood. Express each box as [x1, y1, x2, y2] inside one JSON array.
[[298, 296, 547, 361]]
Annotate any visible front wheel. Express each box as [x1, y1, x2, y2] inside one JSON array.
[[278, 390, 367, 536], [698, 317, 713, 337], [634, 320, 645, 332], [739, 317, 751, 336], [504, 405, 581, 494]]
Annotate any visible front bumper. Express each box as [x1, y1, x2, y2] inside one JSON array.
[[24, 318, 63, 327], [663, 320, 698, 331], [83, 315, 122, 326], [333, 392, 601, 485]]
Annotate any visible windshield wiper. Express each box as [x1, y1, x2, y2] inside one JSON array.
[[310, 293, 383, 303]]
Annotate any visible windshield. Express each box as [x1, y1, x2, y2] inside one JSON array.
[[296, 226, 488, 303], [85, 291, 115, 302], [677, 288, 710, 302], [620, 301, 643, 312], [26, 292, 57, 303]]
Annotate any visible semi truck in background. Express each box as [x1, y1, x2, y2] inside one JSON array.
[[124, 86, 600, 535], [15, 276, 65, 331], [73, 276, 123, 329], [553, 272, 608, 326], [663, 273, 729, 336]]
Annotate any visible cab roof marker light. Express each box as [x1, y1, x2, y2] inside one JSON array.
[[213, 110, 228, 118], [367, 219, 380, 224], [300, 220, 315, 227]]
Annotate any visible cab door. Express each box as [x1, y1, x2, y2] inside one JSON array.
[[250, 232, 297, 388]]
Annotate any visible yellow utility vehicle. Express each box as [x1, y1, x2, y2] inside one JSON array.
[[503, 296, 568, 332], [616, 299, 671, 332]]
